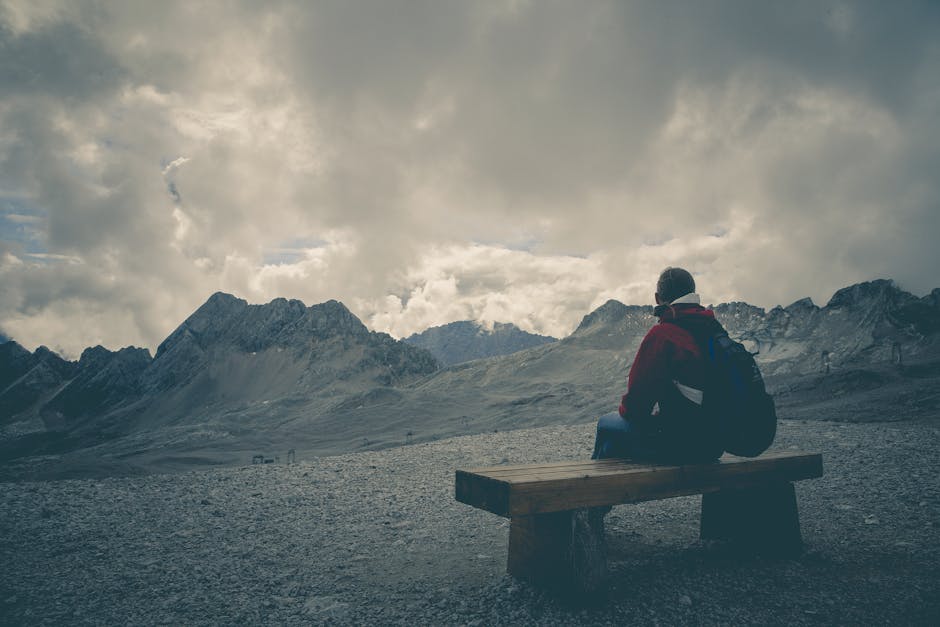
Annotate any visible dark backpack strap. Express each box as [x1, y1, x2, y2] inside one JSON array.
[[662, 316, 726, 356]]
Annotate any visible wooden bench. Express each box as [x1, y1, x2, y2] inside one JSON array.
[[455, 451, 823, 593]]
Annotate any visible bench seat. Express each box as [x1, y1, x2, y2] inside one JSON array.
[[455, 451, 823, 594]]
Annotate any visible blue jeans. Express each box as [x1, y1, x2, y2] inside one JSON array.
[[591, 412, 660, 460]]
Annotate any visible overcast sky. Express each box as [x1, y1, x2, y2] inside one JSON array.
[[1, 1, 938, 357]]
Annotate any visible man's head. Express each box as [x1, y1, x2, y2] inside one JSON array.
[[655, 267, 695, 305]]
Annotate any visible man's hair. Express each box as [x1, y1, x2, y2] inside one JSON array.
[[656, 267, 695, 304]]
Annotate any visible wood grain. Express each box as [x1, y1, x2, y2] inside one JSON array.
[[456, 451, 823, 517]]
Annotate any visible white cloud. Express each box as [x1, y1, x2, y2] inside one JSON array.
[[3, 214, 42, 224], [365, 244, 602, 338], [0, 0, 938, 354]]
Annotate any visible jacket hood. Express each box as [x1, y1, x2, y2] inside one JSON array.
[[654, 302, 715, 322]]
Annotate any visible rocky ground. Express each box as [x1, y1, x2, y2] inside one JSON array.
[[1, 418, 939, 625]]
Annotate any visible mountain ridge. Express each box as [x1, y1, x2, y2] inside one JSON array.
[[2, 279, 939, 480], [0, 292, 440, 466], [404, 320, 556, 366]]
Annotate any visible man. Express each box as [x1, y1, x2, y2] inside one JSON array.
[[591, 267, 723, 463]]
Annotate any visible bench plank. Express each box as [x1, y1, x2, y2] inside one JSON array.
[[463, 459, 631, 473], [469, 460, 648, 480], [456, 451, 822, 517]]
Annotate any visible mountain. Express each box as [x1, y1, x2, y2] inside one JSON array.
[[42, 345, 153, 428], [2, 280, 939, 480], [710, 279, 940, 377], [404, 321, 556, 366], [0, 293, 441, 474], [923, 288, 940, 309], [127, 293, 440, 439], [142, 292, 437, 395], [0, 343, 78, 429], [332, 300, 656, 434], [287, 281, 940, 459]]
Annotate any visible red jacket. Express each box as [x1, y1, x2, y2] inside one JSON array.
[[619, 303, 715, 421]]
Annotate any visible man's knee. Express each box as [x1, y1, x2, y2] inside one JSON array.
[[597, 412, 628, 433]]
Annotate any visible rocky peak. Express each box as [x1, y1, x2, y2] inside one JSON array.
[[574, 300, 654, 335], [78, 345, 119, 372], [146, 293, 383, 394], [157, 294, 370, 360], [74, 345, 151, 378], [203, 290, 246, 310], [923, 288, 940, 309], [303, 299, 369, 339], [33, 345, 58, 359], [755, 297, 820, 338], [0, 344, 84, 420], [33, 346, 75, 378], [41, 345, 151, 422], [825, 279, 916, 310], [712, 301, 766, 318], [884, 301, 940, 336], [404, 320, 556, 366], [786, 297, 818, 312], [711, 302, 767, 338], [0, 341, 35, 391], [179, 292, 249, 338], [113, 346, 153, 367], [0, 340, 31, 363]]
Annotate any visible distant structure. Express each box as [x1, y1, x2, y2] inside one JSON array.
[[252, 454, 264, 465], [406, 431, 413, 444], [287, 449, 296, 464]]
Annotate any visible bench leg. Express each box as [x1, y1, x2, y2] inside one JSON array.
[[508, 508, 608, 594], [700, 482, 803, 556]]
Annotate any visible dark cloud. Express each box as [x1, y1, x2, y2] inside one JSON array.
[[0, 0, 937, 354], [0, 17, 124, 99]]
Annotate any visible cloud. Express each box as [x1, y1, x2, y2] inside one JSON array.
[[0, 0, 938, 355]]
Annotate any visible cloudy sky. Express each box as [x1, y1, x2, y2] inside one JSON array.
[[1, 1, 938, 357]]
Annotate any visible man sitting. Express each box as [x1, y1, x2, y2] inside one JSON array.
[[592, 267, 723, 463]]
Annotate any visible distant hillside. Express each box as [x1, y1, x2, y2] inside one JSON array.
[[404, 321, 556, 365], [2, 279, 939, 480], [0, 293, 440, 472], [331, 280, 940, 446], [710, 279, 940, 377]]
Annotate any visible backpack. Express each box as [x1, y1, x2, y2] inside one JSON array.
[[666, 316, 777, 457]]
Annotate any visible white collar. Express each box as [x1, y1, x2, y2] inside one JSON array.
[[669, 292, 701, 305]]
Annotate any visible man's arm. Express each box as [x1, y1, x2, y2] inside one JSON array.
[[619, 326, 673, 421]]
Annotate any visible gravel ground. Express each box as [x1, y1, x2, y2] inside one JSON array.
[[1, 418, 939, 625]]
